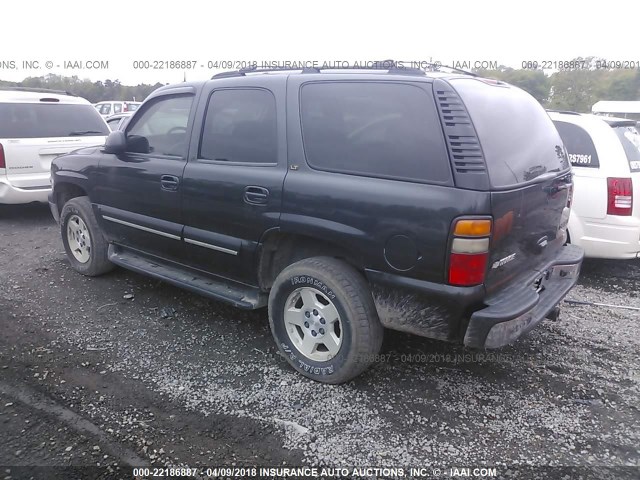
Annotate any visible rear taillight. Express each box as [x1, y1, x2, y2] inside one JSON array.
[[566, 183, 574, 209], [607, 177, 633, 216], [0, 143, 5, 169], [448, 218, 492, 286]]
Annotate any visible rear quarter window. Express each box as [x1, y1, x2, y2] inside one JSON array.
[[553, 121, 600, 168], [300, 82, 452, 184]]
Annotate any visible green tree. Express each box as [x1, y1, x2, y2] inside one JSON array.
[[475, 66, 551, 104], [0, 75, 162, 103]]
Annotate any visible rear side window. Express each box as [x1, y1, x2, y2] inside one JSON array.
[[300, 82, 451, 183], [0, 103, 109, 138], [452, 78, 569, 187], [553, 121, 600, 168], [613, 125, 640, 172], [199, 89, 277, 164]]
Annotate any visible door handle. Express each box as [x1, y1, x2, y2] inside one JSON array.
[[244, 186, 269, 205], [161, 175, 179, 191]]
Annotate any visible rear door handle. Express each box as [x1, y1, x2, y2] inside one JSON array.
[[161, 175, 179, 191], [244, 186, 269, 205]]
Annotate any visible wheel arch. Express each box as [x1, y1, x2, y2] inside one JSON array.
[[256, 230, 366, 291], [54, 181, 88, 216]]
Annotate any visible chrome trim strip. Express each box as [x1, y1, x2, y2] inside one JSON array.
[[184, 237, 238, 256], [102, 215, 181, 241]]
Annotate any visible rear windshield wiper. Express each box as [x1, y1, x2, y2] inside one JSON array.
[[68, 130, 106, 136]]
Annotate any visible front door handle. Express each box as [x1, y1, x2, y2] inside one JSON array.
[[244, 186, 269, 205], [161, 175, 179, 191]]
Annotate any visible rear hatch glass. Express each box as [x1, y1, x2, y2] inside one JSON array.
[[0, 103, 109, 138], [612, 124, 640, 172], [450, 78, 572, 292], [451, 78, 570, 187]]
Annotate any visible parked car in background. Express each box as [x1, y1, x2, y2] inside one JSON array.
[[592, 100, 640, 121], [0, 87, 110, 204], [49, 66, 583, 383], [549, 111, 640, 259], [105, 112, 134, 131], [94, 101, 141, 118]]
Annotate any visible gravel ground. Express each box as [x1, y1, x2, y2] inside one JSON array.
[[0, 203, 638, 479]]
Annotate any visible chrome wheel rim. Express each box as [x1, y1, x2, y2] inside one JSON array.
[[284, 287, 343, 362], [67, 215, 91, 263]]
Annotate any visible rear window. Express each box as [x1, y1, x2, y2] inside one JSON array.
[[127, 103, 140, 112], [553, 121, 600, 168], [300, 82, 451, 184], [613, 125, 640, 172], [200, 89, 277, 164], [452, 78, 569, 187], [0, 103, 109, 138]]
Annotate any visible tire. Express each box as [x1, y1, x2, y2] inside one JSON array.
[[268, 256, 383, 384], [60, 196, 114, 276]]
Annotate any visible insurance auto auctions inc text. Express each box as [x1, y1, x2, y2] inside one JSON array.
[[216, 466, 498, 478]]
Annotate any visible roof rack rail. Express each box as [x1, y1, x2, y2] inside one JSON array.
[[211, 60, 441, 79], [211, 60, 480, 80], [211, 66, 322, 78], [0, 86, 77, 96], [425, 63, 479, 77]]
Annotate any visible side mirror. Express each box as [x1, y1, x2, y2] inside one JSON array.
[[103, 130, 126, 154]]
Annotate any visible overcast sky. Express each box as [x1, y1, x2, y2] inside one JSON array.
[[1, 1, 637, 85]]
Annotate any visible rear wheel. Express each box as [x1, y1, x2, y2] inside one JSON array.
[[60, 196, 114, 276], [268, 257, 383, 384]]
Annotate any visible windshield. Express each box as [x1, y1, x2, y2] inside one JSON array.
[[0, 103, 109, 138], [613, 125, 640, 172]]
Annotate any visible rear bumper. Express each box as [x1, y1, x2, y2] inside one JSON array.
[[579, 219, 640, 259], [463, 244, 584, 349], [0, 178, 51, 204]]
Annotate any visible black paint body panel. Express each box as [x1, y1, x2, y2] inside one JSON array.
[[49, 73, 583, 347]]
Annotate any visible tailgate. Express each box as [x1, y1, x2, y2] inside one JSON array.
[[2, 137, 105, 188], [0, 100, 109, 187], [487, 172, 572, 292], [448, 77, 572, 293]]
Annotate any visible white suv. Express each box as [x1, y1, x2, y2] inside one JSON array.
[[549, 111, 640, 259], [0, 88, 110, 204]]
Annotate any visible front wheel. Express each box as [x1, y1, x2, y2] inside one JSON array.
[[60, 196, 114, 276], [268, 257, 383, 384]]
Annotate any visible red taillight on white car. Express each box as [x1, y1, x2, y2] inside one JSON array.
[[448, 218, 492, 286], [607, 177, 633, 216], [0, 143, 5, 169]]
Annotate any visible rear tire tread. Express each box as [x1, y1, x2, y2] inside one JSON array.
[[268, 256, 383, 384]]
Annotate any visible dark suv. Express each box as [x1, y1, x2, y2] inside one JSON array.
[[49, 64, 583, 383]]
